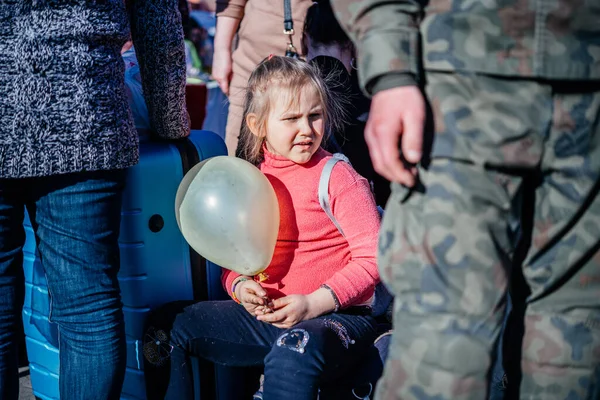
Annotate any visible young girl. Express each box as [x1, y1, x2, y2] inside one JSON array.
[[143, 56, 382, 400]]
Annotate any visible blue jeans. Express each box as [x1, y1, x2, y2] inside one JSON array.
[[0, 170, 127, 400], [143, 300, 378, 400]]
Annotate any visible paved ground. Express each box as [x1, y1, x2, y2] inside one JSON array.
[[19, 366, 35, 400]]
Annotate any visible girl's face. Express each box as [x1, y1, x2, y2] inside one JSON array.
[[263, 84, 325, 164]]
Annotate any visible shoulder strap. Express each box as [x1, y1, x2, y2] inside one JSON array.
[[319, 154, 393, 317], [319, 153, 350, 237], [283, 0, 293, 34]]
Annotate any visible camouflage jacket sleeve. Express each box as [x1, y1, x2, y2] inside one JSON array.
[[130, 0, 190, 140], [330, 0, 426, 95]]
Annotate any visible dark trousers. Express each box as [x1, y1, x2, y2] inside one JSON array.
[[143, 300, 378, 400]]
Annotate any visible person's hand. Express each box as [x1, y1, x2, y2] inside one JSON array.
[[256, 294, 314, 329], [256, 288, 336, 328], [212, 47, 233, 96], [365, 85, 425, 187], [236, 279, 272, 316]]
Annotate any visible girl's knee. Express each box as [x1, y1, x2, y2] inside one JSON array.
[[265, 326, 328, 372]]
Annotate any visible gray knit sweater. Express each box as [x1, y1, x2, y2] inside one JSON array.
[[0, 0, 190, 178]]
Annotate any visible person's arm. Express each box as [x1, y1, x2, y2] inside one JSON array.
[[129, 0, 190, 140], [330, 0, 426, 95], [331, 0, 427, 186], [212, 16, 241, 95], [213, 0, 246, 95], [321, 166, 381, 308]]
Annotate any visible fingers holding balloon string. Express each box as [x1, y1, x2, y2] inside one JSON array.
[[254, 305, 274, 316], [241, 289, 266, 306], [241, 279, 268, 298]]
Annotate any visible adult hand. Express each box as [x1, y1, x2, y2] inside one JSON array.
[[212, 47, 233, 96], [237, 279, 271, 316], [256, 294, 314, 329], [365, 85, 425, 186]]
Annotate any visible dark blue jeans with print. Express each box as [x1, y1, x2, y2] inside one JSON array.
[[143, 300, 379, 400], [0, 170, 127, 400]]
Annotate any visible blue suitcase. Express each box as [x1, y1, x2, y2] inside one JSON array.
[[22, 130, 234, 400]]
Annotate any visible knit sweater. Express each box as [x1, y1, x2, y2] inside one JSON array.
[[222, 148, 381, 308], [0, 1, 189, 178]]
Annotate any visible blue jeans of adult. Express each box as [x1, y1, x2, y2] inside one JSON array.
[[143, 300, 378, 400], [0, 170, 127, 400]]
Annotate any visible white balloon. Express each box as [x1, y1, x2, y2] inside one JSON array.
[[176, 156, 279, 276]]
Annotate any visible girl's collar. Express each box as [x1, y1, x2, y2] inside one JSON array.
[[262, 145, 328, 168]]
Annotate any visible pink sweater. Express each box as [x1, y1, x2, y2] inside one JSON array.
[[222, 148, 381, 308]]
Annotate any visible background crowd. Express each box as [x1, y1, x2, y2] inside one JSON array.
[[1, 0, 598, 399]]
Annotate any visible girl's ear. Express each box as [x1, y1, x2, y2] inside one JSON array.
[[245, 113, 262, 137]]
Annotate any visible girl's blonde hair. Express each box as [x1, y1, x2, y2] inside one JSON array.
[[238, 56, 345, 164]]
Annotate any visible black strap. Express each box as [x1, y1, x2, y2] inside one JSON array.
[[283, 0, 293, 33]]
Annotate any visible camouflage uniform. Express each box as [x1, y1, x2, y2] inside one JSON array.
[[329, 0, 600, 399]]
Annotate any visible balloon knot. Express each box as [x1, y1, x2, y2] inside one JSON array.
[[255, 272, 269, 282]]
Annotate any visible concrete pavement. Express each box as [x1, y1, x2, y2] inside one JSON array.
[[19, 366, 35, 400]]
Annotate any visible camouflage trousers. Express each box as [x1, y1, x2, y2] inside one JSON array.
[[375, 72, 600, 400]]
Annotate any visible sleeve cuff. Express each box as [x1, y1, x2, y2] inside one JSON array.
[[216, 3, 245, 19], [224, 271, 241, 297], [320, 285, 341, 312], [357, 29, 420, 96], [370, 73, 418, 95]]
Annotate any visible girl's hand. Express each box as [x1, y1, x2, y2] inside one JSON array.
[[256, 294, 311, 329], [256, 289, 336, 329], [237, 279, 271, 316]]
